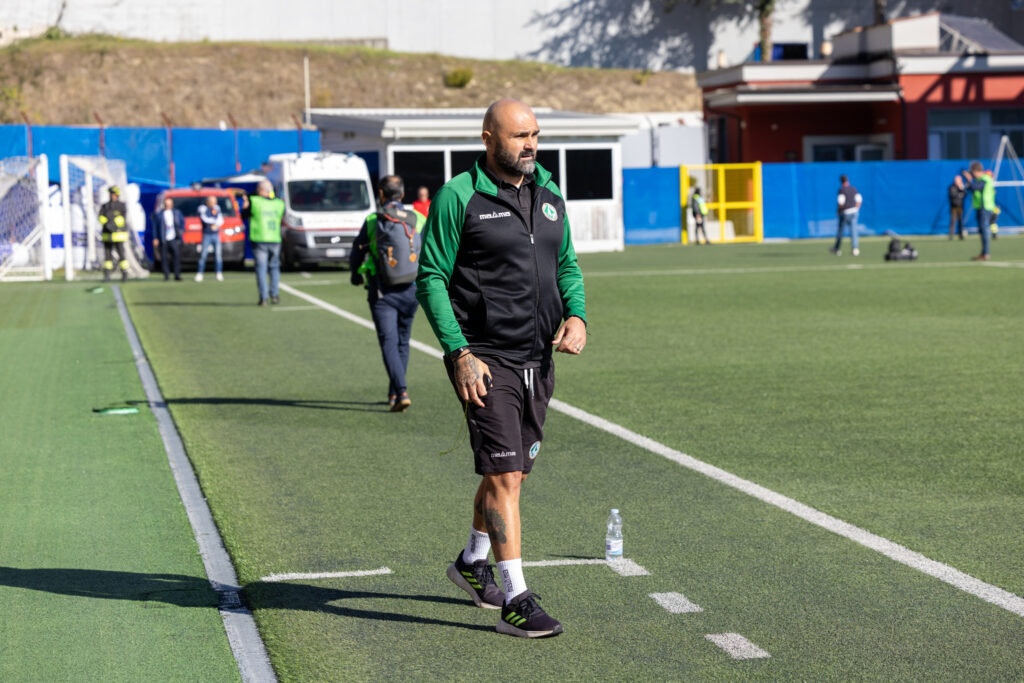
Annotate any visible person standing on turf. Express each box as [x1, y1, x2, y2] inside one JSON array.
[[196, 195, 224, 282], [416, 98, 586, 638], [98, 186, 131, 282], [831, 174, 862, 256], [349, 175, 423, 412], [237, 181, 285, 306], [947, 173, 967, 240], [152, 196, 184, 281], [966, 161, 995, 261]]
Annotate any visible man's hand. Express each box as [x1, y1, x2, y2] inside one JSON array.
[[453, 352, 492, 407], [552, 316, 586, 355], [350, 271, 364, 287], [152, 238, 158, 247]]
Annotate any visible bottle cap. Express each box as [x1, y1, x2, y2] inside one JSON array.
[[611, 508, 619, 514]]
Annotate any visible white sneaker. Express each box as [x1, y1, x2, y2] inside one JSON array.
[[195, 273, 203, 282], [852, 248, 860, 256], [216, 272, 224, 282]]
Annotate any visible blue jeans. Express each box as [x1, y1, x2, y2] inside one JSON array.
[[253, 241, 281, 301], [197, 232, 222, 274], [976, 208, 991, 255], [369, 283, 419, 396], [834, 212, 859, 251]]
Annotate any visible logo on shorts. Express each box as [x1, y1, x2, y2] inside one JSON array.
[[529, 441, 541, 459], [491, 450, 516, 458], [542, 203, 558, 222]]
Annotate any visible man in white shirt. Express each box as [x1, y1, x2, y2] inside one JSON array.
[[196, 195, 225, 281], [152, 196, 184, 281]]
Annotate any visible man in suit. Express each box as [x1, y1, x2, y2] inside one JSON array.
[[152, 196, 184, 281]]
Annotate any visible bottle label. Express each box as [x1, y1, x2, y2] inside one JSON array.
[[606, 539, 623, 555]]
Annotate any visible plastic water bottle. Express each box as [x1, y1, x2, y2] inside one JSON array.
[[605, 508, 623, 561]]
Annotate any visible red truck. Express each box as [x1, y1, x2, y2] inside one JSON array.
[[153, 187, 247, 268]]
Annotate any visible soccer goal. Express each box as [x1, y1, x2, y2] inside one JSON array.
[[0, 155, 52, 282], [59, 155, 150, 281], [991, 134, 1024, 232]]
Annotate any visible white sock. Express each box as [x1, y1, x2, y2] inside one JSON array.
[[461, 527, 491, 564], [496, 558, 528, 604]]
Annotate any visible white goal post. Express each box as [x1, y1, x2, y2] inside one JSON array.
[[58, 155, 150, 281], [0, 155, 52, 282]]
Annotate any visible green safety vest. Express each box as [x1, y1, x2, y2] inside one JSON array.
[[249, 195, 285, 242], [972, 174, 996, 212], [691, 194, 708, 216]]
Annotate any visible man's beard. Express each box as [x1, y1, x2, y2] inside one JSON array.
[[494, 145, 535, 181]]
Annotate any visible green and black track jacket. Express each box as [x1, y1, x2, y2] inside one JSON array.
[[415, 158, 586, 365]]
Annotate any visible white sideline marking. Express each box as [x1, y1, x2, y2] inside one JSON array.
[[650, 592, 703, 614], [280, 283, 1024, 620], [706, 633, 771, 659], [299, 271, 312, 278], [522, 558, 650, 575], [260, 567, 393, 582], [271, 305, 320, 312], [584, 260, 1024, 278]]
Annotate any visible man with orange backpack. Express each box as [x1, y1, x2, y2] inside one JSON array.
[[349, 175, 425, 411]]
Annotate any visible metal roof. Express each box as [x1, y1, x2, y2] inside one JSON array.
[[940, 15, 1024, 54], [310, 108, 641, 140]]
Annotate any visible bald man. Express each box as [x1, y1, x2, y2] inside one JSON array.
[[237, 181, 285, 306], [416, 99, 587, 638]]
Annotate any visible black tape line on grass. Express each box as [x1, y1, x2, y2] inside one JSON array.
[[112, 285, 277, 683]]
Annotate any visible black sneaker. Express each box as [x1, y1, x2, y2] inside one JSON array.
[[497, 590, 563, 638], [270, 295, 280, 305], [446, 552, 503, 609]]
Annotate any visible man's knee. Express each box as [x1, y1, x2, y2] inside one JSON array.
[[483, 471, 523, 495]]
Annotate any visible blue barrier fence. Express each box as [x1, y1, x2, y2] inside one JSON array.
[[623, 161, 1022, 244], [0, 124, 320, 186]]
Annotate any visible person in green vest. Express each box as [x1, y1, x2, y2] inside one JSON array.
[[966, 161, 995, 261], [349, 175, 425, 411], [238, 181, 285, 305], [689, 186, 710, 245]]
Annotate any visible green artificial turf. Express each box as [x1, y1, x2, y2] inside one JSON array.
[[119, 238, 1024, 680], [0, 283, 239, 682]]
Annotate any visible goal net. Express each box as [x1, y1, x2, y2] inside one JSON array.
[[0, 155, 52, 282], [59, 155, 150, 280]]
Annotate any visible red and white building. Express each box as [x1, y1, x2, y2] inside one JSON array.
[[698, 13, 1024, 163]]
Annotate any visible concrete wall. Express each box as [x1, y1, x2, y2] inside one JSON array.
[[3, 0, 1022, 71]]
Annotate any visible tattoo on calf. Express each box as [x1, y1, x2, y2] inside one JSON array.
[[485, 508, 508, 545]]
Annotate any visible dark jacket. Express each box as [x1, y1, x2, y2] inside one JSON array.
[[415, 158, 586, 365], [948, 182, 966, 209], [152, 208, 185, 244]]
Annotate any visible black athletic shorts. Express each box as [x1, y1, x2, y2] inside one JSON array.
[[444, 355, 554, 475]]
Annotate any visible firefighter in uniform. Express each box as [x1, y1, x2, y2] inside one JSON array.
[[98, 186, 130, 281]]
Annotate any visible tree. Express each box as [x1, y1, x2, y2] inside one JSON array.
[[664, 0, 777, 62]]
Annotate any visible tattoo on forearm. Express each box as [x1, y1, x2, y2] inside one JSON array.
[[475, 497, 484, 517], [485, 508, 508, 545]]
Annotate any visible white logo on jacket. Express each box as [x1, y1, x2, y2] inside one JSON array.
[[479, 211, 512, 220]]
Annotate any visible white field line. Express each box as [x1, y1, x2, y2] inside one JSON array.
[[583, 260, 1024, 278], [286, 280, 343, 286], [279, 283, 1024, 620], [705, 633, 771, 659], [650, 592, 703, 614], [522, 558, 650, 576], [261, 568, 393, 582]]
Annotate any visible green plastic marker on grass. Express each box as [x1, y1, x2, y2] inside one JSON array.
[[87, 286, 105, 294], [94, 405, 140, 415]]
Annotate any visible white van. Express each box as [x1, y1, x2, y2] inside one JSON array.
[[265, 152, 376, 267]]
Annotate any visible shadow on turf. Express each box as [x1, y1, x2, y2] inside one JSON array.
[[128, 397, 389, 412], [0, 567, 492, 632]]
